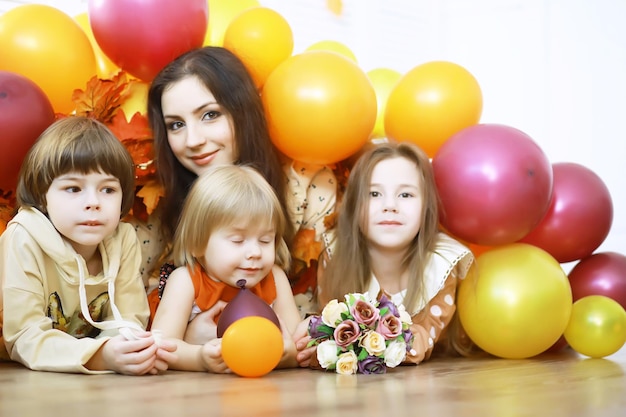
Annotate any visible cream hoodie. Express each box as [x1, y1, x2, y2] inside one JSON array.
[[0, 207, 149, 373]]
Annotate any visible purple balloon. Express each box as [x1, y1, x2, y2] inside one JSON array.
[[216, 280, 281, 338]]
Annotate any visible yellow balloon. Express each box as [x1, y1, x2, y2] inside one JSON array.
[[458, 243, 572, 359], [223, 7, 293, 89], [306, 40, 357, 63], [564, 295, 626, 358], [0, 5, 97, 114], [366, 68, 402, 139], [204, 0, 260, 47], [74, 12, 120, 79], [120, 80, 149, 121], [384, 61, 482, 158]]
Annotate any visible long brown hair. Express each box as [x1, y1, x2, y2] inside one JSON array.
[[319, 142, 440, 312], [147, 46, 293, 244]]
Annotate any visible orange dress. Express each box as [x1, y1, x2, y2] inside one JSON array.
[[148, 264, 276, 326]]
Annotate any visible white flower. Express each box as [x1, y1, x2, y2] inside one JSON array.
[[316, 340, 339, 369], [359, 330, 386, 356], [336, 351, 358, 375], [345, 292, 376, 305], [321, 299, 349, 327], [384, 339, 407, 368], [397, 304, 413, 325]]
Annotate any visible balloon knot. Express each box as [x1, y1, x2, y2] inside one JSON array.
[[236, 279, 247, 289]]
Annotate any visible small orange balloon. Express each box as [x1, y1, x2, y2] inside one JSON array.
[[221, 317, 283, 377], [366, 68, 402, 139], [0, 5, 97, 114], [223, 7, 293, 89], [384, 61, 482, 158], [262, 51, 376, 165]]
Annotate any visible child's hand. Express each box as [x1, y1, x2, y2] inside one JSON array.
[[95, 333, 160, 375], [151, 332, 178, 374], [200, 339, 230, 373], [293, 317, 319, 368], [184, 300, 227, 345]]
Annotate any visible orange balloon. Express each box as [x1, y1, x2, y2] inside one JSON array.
[[221, 317, 283, 377], [223, 7, 293, 89], [306, 40, 357, 63], [203, 0, 260, 47], [384, 61, 483, 158], [74, 12, 120, 79], [0, 5, 96, 114], [262, 51, 376, 165], [367, 68, 402, 139]]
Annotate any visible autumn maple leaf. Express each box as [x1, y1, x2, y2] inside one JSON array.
[[72, 72, 130, 124], [292, 228, 323, 267], [0, 191, 16, 235], [136, 180, 164, 216]]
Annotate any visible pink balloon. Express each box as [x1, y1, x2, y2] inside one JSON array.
[[568, 252, 626, 309], [432, 124, 553, 246], [520, 163, 613, 263], [88, 0, 208, 81]]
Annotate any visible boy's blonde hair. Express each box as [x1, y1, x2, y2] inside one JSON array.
[[173, 165, 291, 271], [16, 116, 136, 217]]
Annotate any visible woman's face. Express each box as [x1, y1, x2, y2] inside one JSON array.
[[161, 75, 237, 176]]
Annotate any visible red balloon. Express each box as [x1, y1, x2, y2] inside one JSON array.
[[0, 71, 55, 191], [88, 0, 208, 81], [520, 163, 613, 263], [432, 124, 553, 246], [568, 252, 626, 310]]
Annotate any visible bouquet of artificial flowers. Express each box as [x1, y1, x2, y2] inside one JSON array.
[[307, 293, 414, 375]]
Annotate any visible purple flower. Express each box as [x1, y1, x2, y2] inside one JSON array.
[[350, 299, 379, 326], [402, 328, 414, 351], [334, 320, 361, 348], [358, 355, 387, 374], [377, 295, 399, 317], [308, 315, 328, 339]]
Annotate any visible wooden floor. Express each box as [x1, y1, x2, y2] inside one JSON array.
[[1, 346, 625, 417]]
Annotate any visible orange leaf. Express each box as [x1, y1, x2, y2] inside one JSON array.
[[136, 180, 164, 215], [109, 110, 151, 141], [72, 72, 130, 123], [292, 228, 322, 267], [0, 191, 16, 234]]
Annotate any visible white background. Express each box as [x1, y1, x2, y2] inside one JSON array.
[[2, 0, 624, 271]]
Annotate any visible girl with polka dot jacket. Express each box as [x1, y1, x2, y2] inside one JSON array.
[[295, 142, 475, 367]]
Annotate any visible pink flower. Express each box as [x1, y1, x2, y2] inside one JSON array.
[[333, 320, 361, 348], [350, 299, 379, 326], [376, 313, 403, 340]]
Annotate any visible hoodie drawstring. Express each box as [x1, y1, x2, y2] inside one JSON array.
[[75, 254, 143, 340]]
